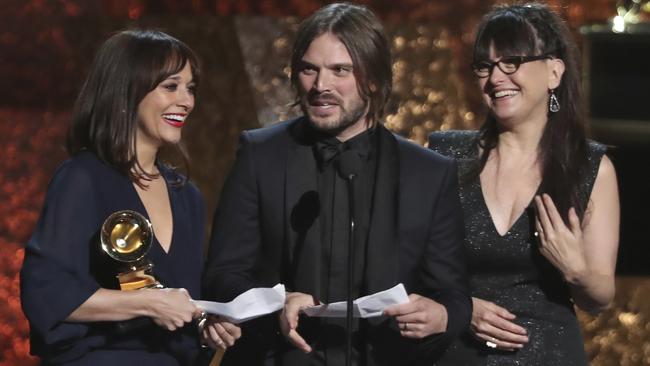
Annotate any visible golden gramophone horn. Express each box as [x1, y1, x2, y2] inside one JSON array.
[[101, 210, 152, 263], [100, 210, 161, 291]]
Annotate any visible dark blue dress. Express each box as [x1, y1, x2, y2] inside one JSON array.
[[429, 131, 605, 366], [20, 151, 205, 365]]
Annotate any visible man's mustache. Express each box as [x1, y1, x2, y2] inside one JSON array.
[[305, 91, 342, 105]]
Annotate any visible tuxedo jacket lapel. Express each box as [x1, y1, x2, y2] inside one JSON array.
[[284, 120, 322, 297], [365, 126, 400, 294]]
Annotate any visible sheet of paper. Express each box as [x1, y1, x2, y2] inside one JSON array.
[[194, 284, 285, 324], [303, 283, 409, 318]]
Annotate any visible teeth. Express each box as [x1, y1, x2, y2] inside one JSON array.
[[163, 114, 186, 122], [493, 90, 518, 98]]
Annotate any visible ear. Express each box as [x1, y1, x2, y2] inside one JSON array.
[[547, 58, 565, 89]]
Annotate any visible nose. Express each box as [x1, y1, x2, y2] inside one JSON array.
[[314, 70, 332, 92], [488, 64, 507, 85], [178, 88, 194, 112]]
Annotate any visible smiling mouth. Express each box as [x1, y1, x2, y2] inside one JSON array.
[[162, 114, 186, 127], [491, 90, 519, 99]]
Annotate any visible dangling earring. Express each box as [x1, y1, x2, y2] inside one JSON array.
[[549, 89, 560, 113]]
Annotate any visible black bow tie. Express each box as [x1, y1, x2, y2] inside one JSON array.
[[315, 140, 370, 172], [314, 139, 345, 168]]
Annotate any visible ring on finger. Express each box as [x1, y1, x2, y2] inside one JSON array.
[[197, 312, 208, 334], [486, 340, 497, 349]]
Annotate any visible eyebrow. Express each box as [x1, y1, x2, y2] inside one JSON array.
[[163, 74, 194, 84], [298, 59, 354, 69], [297, 60, 317, 68], [329, 63, 353, 69]]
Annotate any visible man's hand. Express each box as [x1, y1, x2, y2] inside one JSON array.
[[200, 315, 242, 350], [279, 292, 317, 353], [384, 294, 448, 338]]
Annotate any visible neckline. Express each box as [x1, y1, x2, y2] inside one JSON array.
[[469, 143, 539, 238], [129, 167, 176, 255], [476, 177, 537, 238]]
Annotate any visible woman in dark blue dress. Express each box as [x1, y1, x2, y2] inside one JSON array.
[[20, 30, 240, 365], [429, 3, 620, 365]]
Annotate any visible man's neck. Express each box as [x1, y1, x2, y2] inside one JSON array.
[[335, 118, 371, 142]]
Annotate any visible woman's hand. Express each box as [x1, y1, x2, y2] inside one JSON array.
[[279, 291, 317, 353], [534, 155, 620, 314], [199, 315, 242, 350], [66, 287, 200, 327], [534, 194, 588, 283], [470, 297, 528, 351], [145, 288, 202, 331]]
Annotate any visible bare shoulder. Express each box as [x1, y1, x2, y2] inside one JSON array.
[[593, 155, 617, 191], [584, 154, 619, 226]]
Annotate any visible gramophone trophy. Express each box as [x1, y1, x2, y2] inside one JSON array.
[[100, 210, 163, 291]]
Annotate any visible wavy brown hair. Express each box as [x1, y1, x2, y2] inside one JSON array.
[[67, 29, 200, 186], [471, 3, 590, 223]]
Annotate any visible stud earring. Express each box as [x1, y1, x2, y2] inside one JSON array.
[[549, 89, 560, 113]]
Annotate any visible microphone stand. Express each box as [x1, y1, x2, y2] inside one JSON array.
[[338, 151, 362, 366], [345, 174, 356, 366]]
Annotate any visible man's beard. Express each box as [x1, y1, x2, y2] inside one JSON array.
[[300, 91, 369, 136]]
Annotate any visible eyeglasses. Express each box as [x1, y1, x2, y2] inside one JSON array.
[[471, 55, 552, 78]]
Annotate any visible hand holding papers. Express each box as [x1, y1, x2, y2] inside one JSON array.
[[194, 284, 286, 323], [303, 283, 409, 318]]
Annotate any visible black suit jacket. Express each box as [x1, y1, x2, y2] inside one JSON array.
[[203, 118, 471, 366]]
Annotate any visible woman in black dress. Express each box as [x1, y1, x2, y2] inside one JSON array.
[[429, 3, 619, 365], [21, 30, 239, 365]]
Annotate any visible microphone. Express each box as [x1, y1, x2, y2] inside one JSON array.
[[338, 150, 362, 180], [337, 150, 362, 366]]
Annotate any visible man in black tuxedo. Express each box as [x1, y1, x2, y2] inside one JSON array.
[[203, 3, 471, 365]]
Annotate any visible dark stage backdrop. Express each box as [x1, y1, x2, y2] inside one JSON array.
[[1, 1, 648, 365]]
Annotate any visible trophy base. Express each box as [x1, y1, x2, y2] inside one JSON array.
[[117, 265, 162, 291]]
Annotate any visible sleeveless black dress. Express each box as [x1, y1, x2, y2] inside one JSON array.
[[428, 131, 605, 366]]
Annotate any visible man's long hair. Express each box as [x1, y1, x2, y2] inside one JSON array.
[[290, 2, 392, 126]]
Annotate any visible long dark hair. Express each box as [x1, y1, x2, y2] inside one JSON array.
[[66, 29, 200, 186], [472, 3, 589, 222], [290, 2, 392, 126]]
